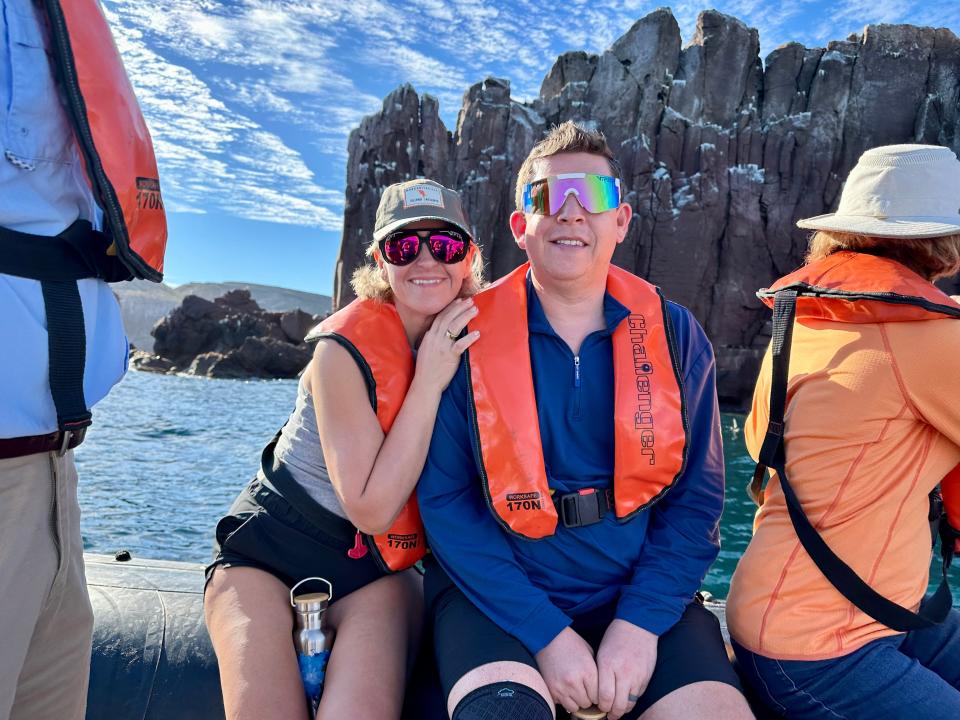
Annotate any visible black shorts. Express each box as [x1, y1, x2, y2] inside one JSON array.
[[424, 557, 741, 717], [205, 476, 389, 598]]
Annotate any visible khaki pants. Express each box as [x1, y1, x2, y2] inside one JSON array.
[[0, 451, 93, 720]]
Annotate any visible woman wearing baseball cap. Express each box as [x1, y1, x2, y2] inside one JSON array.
[[728, 144, 960, 718], [204, 179, 484, 719]]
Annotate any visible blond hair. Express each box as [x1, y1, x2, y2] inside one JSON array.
[[350, 235, 485, 303], [514, 121, 622, 210], [806, 231, 960, 281]]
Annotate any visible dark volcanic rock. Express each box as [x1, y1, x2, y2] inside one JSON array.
[[334, 10, 960, 409], [152, 295, 226, 367], [215, 288, 263, 315], [280, 309, 317, 344], [128, 349, 175, 375], [149, 289, 322, 379]]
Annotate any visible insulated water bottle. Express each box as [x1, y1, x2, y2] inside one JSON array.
[[291, 577, 335, 717]]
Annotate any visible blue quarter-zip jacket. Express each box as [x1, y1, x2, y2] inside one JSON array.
[[417, 276, 725, 655]]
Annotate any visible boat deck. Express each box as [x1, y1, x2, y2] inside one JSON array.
[[84, 553, 775, 720]]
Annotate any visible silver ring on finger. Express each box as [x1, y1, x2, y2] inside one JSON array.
[[445, 329, 458, 341], [627, 693, 641, 702]]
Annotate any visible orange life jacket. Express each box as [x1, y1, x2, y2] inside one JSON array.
[[760, 250, 960, 527], [752, 250, 960, 630], [761, 251, 960, 324], [44, 0, 167, 281], [310, 300, 426, 571], [465, 263, 688, 539]]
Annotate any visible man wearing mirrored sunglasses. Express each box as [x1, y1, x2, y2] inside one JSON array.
[[417, 122, 752, 720]]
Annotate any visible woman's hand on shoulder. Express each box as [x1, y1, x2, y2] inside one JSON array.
[[413, 298, 480, 395]]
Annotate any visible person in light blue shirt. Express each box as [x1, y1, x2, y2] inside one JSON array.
[[0, 0, 128, 439], [0, 2, 163, 718]]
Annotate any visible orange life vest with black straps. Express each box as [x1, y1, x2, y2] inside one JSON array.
[[465, 263, 689, 539], [751, 250, 960, 631], [309, 299, 426, 572], [757, 250, 960, 532], [41, 0, 167, 281], [760, 250, 960, 325]]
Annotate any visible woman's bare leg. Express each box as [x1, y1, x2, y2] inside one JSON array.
[[317, 569, 423, 720], [204, 566, 309, 720]]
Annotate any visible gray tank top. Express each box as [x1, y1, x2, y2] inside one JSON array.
[[269, 374, 349, 520]]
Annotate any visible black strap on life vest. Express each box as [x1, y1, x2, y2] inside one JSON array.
[[749, 289, 954, 632], [41, 279, 92, 440], [0, 219, 128, 282], [0, 219, 123, 441]]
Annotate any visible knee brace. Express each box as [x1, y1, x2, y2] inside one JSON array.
[[452, 681, 553, 720]]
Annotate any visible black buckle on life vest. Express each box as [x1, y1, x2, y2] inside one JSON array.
[[555, 488, 613, 528]]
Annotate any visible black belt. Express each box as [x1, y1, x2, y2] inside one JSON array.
[[0, 428, 86, 460], [554, 487, 614, 528]]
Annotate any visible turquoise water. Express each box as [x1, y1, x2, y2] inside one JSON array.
[[75, 370, 959, 601]]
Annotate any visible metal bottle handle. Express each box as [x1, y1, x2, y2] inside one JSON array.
[[289, 576, 334, 607]]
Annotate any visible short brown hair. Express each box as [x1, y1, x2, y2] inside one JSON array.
[[350, 236, 486, 303], [806, 231, 960, 281], [514, 121, 622, 210]]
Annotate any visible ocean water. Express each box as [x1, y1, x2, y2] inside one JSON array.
[[75, 370, 959, 601]]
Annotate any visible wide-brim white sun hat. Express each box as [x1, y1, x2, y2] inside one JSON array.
[[797, 144, 960, 238]]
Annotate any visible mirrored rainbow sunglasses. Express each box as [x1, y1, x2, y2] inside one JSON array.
[[521, 173, 621, 216]]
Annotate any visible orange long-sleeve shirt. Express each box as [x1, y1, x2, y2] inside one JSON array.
[[727, 316, 960, 660]]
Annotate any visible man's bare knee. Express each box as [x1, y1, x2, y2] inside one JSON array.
[[642, 681, 753, 720]]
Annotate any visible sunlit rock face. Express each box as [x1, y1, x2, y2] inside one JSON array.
[[334, 9, 960, 409]]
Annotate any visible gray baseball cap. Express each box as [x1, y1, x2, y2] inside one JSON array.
[[373, 179, 473, 241]]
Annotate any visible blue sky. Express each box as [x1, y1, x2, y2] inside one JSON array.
[[102, 0, 960, 297]]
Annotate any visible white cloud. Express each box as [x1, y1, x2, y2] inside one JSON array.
[[100, 0, 957, 233], [104, 2, 345, 229], [369, 45, 468, 90]]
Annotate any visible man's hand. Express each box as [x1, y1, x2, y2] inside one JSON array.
[[534, 627, 599, 714], [595, 619, 658, 720]]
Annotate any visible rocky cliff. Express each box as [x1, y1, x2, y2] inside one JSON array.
[[333, 9, 960, 409], [115, 280, 332, 352], [136, 289, 321, 379]]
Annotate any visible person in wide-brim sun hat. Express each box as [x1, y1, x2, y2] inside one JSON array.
[[726, 143, 960, 719], [798, 144, 960, 279], [799, 144, 960, 237]]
